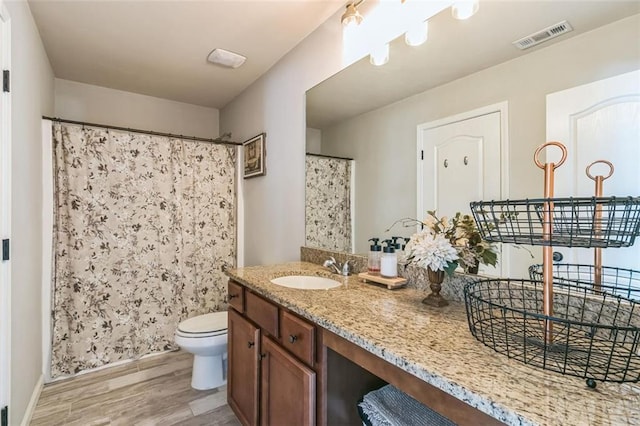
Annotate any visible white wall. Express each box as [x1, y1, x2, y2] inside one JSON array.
[[220, 12, 345, 266], [320, 15, 640, 269], [221, 11, 640, 267], [305, 127, 322, 154], [55, 79, 220, 139], [5, 1, 54, 424]]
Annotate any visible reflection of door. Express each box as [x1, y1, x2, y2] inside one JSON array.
[[417, 103, 507, 276], [547, 70, 640, 270]]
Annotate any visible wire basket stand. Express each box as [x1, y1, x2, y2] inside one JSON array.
[[528, 264, 640, 301], [528, 161, 640, 301], [465, 142, 640, 386]]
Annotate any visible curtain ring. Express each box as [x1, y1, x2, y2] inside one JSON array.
[[464, 156, 468, 165], [444, 159, 448, 168]]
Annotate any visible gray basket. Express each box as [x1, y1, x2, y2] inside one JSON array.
[[464, 278, 640, 384], [470, 196, 640, 248]]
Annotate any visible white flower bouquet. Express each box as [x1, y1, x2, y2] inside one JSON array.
[[404, 211, 498, 276], [404, 229, 459, 275]]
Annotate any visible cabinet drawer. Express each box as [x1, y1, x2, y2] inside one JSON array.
[[228, 281, 244, 313], [245, 291, 279, 338], [281, 311, 315, 367]]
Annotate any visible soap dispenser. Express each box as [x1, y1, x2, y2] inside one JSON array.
[[402, 238, 410, 263], [367, 238, 382, 275], [380, 239, 398, 278], [392, 236, 404, 264]]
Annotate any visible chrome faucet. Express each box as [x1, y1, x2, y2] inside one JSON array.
[[323, 256, 351, 276]]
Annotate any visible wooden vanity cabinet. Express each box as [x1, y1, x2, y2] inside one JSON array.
[[228, 308, 260, 426], [227, 280, 317, 426]]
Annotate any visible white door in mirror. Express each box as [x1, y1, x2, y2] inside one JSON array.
[[270, 276, 342, 290], [547, 69, 640, 270], [417, 108, 503, 276]]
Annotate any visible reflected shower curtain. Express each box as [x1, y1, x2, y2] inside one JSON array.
[[305, 155, 352, 252], [51, 122, 236, 377]]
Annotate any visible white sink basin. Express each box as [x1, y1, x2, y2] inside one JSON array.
[[270, 275, 342, 290]]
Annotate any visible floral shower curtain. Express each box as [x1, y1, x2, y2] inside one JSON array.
[[51, 122, 236, 377], [305, 155, 353, 252]]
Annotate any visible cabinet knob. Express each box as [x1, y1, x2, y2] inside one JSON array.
[[288, 335, 298, 344], [248, 341, 255, 348], [228, 294, 238, 300], [259, 353, 266, 360]]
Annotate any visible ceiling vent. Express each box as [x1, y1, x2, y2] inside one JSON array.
[[207, 48, 246, 69], [512, 20, 573, 50]]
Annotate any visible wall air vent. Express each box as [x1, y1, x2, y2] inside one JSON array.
[[512, 20, 573, 50]]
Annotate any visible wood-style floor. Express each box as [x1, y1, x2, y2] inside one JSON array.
[[30, 350, 241, 426]]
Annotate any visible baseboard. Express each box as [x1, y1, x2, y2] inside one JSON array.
[[47, 349, 178, 384], [20, 374, 44, 426]]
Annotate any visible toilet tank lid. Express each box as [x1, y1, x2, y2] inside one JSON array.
[[178, 312, 228, 334]]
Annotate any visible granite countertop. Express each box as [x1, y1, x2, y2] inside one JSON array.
[[225, 261, 640, 426]]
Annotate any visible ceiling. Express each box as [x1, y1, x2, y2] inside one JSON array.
[[306, 1, 640, 129], [28, 0, 344, 109]]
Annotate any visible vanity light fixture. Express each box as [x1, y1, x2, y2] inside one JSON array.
[[404, 20, 428, 46], [341, 0, 364, 28], [207, 48, 246, 69], [451, 0, 479, 20], [370, 43, 389, 66]]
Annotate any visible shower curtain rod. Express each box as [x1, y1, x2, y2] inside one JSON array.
[[306, 152, 354, 161], [43, 116, 242, 146]]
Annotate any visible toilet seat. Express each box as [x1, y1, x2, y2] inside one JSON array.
[[176, 312, 228, 338]]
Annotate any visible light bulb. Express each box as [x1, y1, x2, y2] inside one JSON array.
[[452, 0, 479, 20], [341, 3, 363, 28], [370, 44, 389, 66], [405, 20, 428, 47]]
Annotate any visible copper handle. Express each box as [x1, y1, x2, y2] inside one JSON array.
[[585, 160, 614, 182], [586, 160, 613, 295], [534, 142, 568, 345], [534, 141, 568, 170]]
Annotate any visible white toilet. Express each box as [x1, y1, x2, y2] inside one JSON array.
[[174, 311, 228, 390]]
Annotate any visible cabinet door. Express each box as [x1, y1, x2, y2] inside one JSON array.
[[228, 309, 260, 426], [260, 335, 316, 426]]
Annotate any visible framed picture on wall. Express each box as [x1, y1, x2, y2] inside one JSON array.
[[243, 133, 266, 179]]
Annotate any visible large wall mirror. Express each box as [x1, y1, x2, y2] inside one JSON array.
[[304, 1, 640, 277]]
